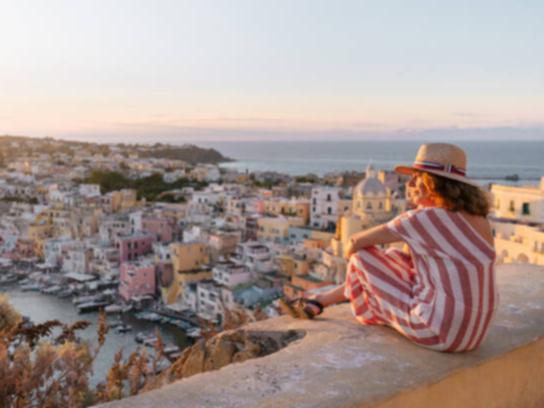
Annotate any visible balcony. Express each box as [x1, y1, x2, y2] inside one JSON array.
[[97, 263, 544, 408]]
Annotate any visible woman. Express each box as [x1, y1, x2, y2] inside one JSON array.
[[281, 143, 497, 352]]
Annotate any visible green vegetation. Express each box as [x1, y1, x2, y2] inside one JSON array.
[[84, 171, 207, 201], [137, 145, 232, 164]]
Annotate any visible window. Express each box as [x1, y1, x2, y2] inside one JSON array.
[[366, 202, 372, 210], [509, 201, 515, 212], [327, 207, 332, 215], [522, 202, 530, 215], [326, 194, 331, 202]]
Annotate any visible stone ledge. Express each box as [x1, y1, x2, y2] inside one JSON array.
[[98, 264, 544, 408]]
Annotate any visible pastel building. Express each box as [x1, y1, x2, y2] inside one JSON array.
[[170, 241, 209, 274], [119, 259, 156, 301], [212, 261, 252, 288], [491, 178, 544, 225], [141, 215, 180, 243], [116, 233, 156, 263], [493, 221, 544, 266], [208, 230, 241, 260], [310, 186, 342, 230], [161, 241, 211, 305], [257, 217, 290, 243], [78, 184, 101, 198], [232, 241, 275, 273]]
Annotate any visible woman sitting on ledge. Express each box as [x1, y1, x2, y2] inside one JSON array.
[[281, 143, 498, 352]]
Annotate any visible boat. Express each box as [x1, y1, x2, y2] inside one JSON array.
[[105, 304, 124, 314], [77, 301, 111, 313], [115, 324, 132, 334], [42, 285, 62, 295], [143, 335, 159, 347], [21, 283, 42, 292], [0, 273, 18, 284], [134, 332, 160, 346], [186, 327, 202, 339], [108, 320, 124, 329], [163, 344, 180, 355], [134, 311, 162, 322], [57, 289, 73, 298]]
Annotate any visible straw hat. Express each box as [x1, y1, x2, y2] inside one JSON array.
[[394, 143, 480, 187]]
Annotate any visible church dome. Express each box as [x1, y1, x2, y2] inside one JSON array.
[[356, 177, 386, 197]]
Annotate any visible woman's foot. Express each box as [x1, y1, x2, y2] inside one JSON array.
[[278, 297, 324, 319]]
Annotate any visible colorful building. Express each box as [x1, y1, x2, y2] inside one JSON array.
[[119, 260, 156, 301], [116, 233, 155, 263]]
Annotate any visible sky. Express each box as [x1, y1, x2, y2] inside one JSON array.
[[1, 0, 543, 142]]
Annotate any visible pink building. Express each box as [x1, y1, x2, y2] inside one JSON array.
[[116, 233, 155, 263], [141, 216, 180, 244], [119, 260, 156, 301]]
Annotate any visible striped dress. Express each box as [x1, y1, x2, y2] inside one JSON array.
[[344, 207, 497, 352]]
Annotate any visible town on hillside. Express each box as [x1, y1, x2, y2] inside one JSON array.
[[0, 135, 543, 346]]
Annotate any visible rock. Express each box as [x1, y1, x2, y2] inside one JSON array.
[[203, 335, 236, 371], [181, 340, 206, 377]]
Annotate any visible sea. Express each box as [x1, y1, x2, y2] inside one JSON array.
[[195, 140, 544, 185]]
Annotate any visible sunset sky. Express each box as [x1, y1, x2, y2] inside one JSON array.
[[1, 0, 543, 142]]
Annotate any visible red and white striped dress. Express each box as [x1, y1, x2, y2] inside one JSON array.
[[344, 207, 497, 352]]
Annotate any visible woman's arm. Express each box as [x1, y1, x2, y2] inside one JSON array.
[[344, 223, 401, 259]]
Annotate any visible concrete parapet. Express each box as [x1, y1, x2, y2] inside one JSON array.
[[98, 264, 544, 408]]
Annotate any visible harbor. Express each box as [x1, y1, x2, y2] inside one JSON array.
[[2, 280, 192, 384]]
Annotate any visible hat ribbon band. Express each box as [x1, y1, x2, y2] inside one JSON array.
[[413, 160, 466, 176]]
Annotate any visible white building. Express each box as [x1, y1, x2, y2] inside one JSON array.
[[491, 178, 544, 225], [78, 184, 101, 198], [62, 246, 93, 275], [310, 186, 341, 230], [493, 221, 544, 266], [43, 237, 78, 268], [195, 280, 235, 323], [99, 216, 132, 243], [212, 261, 252, 288], [232, 241, 275, 273]]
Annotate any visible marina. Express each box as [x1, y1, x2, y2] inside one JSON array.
[[2, 280, 192, 384]]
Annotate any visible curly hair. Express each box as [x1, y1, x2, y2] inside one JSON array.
[[419, 171, 491, 216]]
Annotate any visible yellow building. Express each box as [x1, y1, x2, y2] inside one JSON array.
[[257, 217, 290, 242], [162, 242, 211, 304], [110, 189, 139, 212], [352, 164, 392, 223], [27, 221, 54, 258], [275, 254, 310, 277], [264, 198, 310, 225], [170, 242, 209, 273], [162, 268, 212, 305]]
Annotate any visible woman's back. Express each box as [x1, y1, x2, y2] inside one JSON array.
[[458, 212, 494, 249], [385, 206, 498, 351]]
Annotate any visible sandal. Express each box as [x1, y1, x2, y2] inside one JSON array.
[[278, 297, 324, 319]]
